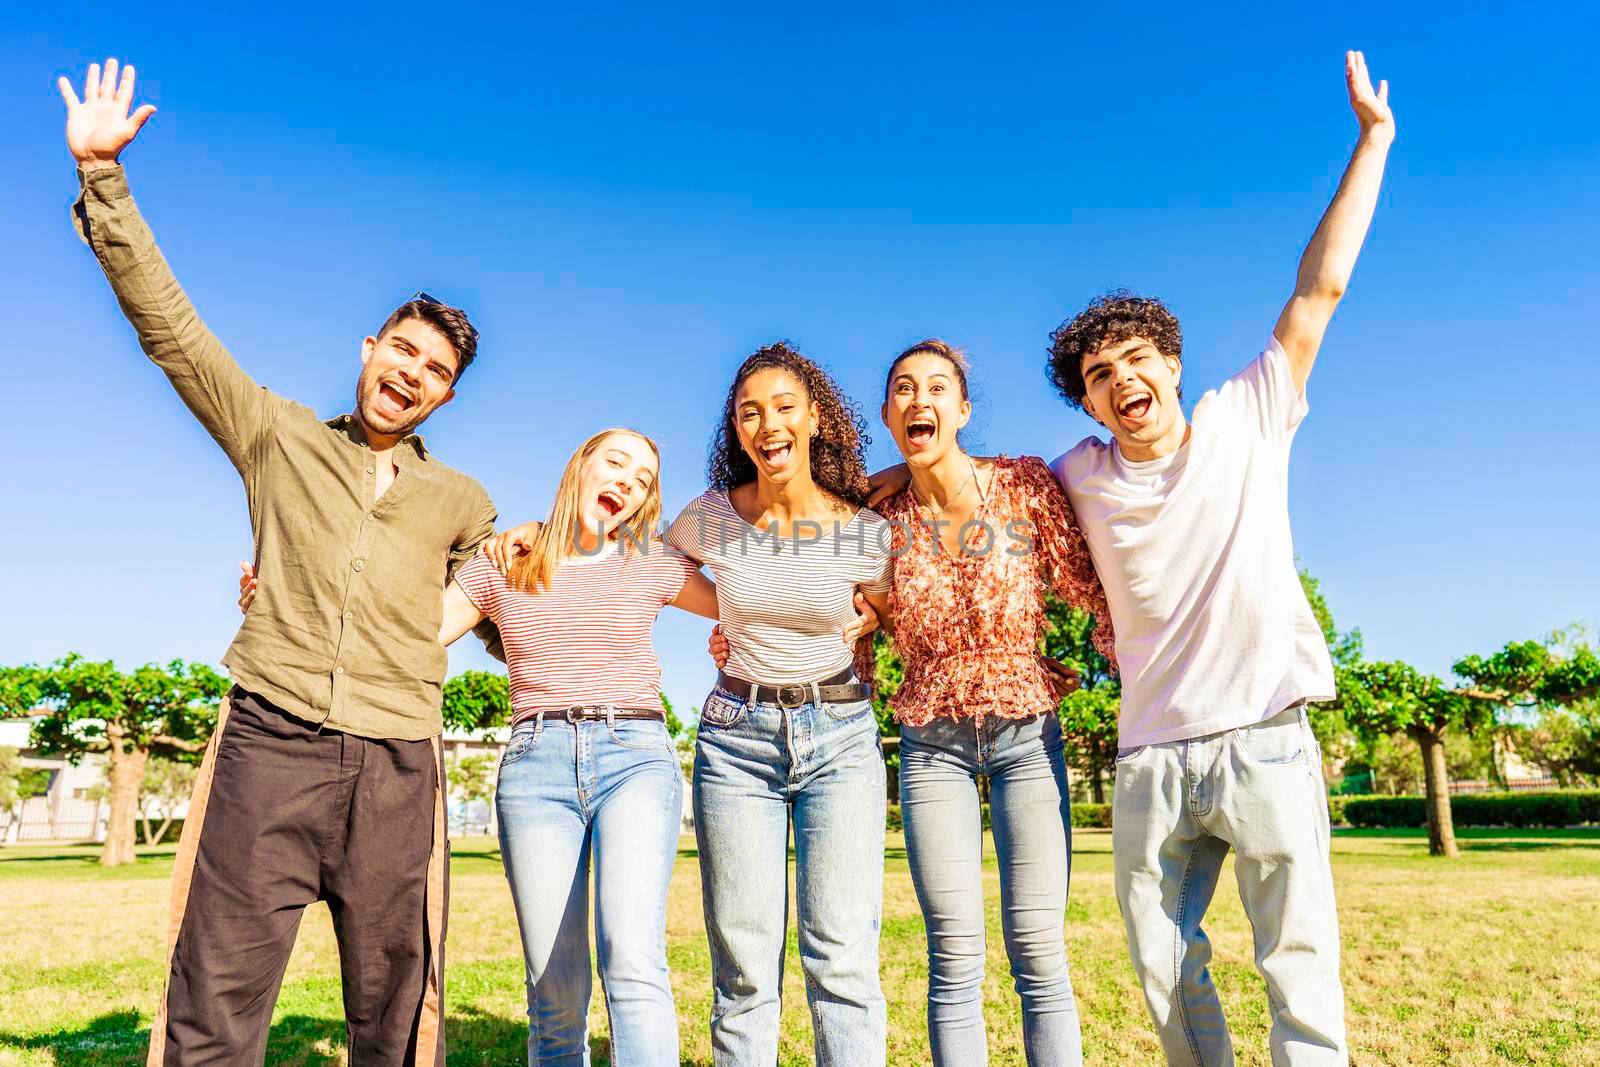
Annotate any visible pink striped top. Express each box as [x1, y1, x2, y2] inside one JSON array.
[[453, 545, 701, 724]]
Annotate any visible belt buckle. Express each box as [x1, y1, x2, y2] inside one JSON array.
[[563, 705, 585, 723], [775, 684, 807, 709]]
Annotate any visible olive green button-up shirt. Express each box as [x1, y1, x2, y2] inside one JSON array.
[[74, 166, 496, 740]]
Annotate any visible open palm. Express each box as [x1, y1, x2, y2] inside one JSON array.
[[59, 58, 156, 166], [1345, 50, 1393, 138]]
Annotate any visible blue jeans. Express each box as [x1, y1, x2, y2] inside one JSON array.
[[693, 686, 888, 1066], [1113, 703, 1346, 1066], [900, 712, 1082, 1067], [497, 713, 684, 1067]]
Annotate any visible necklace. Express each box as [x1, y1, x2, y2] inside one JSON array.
[[914, 455, 981, 520]]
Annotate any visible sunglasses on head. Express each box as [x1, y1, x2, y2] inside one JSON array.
[[410, 291, 480, 341]]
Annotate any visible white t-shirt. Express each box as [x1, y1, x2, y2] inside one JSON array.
[[1051, 337, 1335, 747], [666, 490, 893, 685]]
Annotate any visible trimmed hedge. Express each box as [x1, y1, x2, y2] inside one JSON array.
[[885, 802, 1112, 832], [1340, 790, 1600, 829]]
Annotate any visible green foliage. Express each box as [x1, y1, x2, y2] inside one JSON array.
[[441, 671, 510, 734], [1341, 790, 1600, 829], [1040, 596, 1119, 800], [139, 757, 197, 845], [0, 655, 227, 763], [884, 801, 1113, 832], [0, 747, 20, 811], [867, 631, 904, 739], [451, 753, 499, 806], [1519, 702, 1600, 785], [1336, 660, 1491, 740]]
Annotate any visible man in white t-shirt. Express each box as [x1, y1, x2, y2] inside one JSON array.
[[1048, 54, 1394, 1065]]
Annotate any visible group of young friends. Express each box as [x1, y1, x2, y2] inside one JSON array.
[[59, 49, 1394, 1067]]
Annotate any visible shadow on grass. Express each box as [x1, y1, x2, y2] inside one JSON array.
[[0, 1007, 612, 1067]]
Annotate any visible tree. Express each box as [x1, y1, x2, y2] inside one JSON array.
[[1455, 630, 1600, 785], [451, 752, 499, 834], [442, 671, 511, 734], [0, 656, 227, 866], [139, 757, 198, 846], [1336, 660, 1492, 857], [1040, 597, 1119, 803]]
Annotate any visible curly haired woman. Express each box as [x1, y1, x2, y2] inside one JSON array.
[[666, 342, 895, 1066]]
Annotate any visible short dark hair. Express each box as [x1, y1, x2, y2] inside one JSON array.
[[884, 338, 971, 402], [1047, 290, 1182, 409], [377, 298, 479, 383]]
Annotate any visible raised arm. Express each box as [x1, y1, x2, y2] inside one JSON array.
[[61, 60, 284, 472], [1274, 51, 1395, 394]]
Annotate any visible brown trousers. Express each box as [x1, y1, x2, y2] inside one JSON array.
[[146, 687, 448, 1066]]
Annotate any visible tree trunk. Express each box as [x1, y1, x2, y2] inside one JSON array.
[[100, 745, 148, 867], [1412, 726, 1459, 858], [1090, 757, 1106, 805]]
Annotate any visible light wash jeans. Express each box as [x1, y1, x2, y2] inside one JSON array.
[[1113, 703, 1347, 1066], [694, 685, 888, 1066], [497, 712, 684, 1067], [899, 712, 1083, 1067]]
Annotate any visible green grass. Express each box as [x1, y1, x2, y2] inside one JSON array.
[[2, 827, 1598, 1065]]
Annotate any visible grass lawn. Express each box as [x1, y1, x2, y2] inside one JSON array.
[[1, 827, 1597, 1065]]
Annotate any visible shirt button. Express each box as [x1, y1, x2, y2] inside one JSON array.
[[344, 611, 353, 620], [366, 467, 374, 475], [335, 665, 345, 675], [353, 559, 365, 571]]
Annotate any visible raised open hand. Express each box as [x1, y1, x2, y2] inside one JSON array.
[[1345, 50, 1393, 141], [59, 58, 156, 169]]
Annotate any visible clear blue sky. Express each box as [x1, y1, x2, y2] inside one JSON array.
[[5, 4, 1598, 717]]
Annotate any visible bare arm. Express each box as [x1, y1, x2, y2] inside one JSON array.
[[670, 570, 720, 620], [1274, 51, 1395, 394], [439, 581, 487, 647]]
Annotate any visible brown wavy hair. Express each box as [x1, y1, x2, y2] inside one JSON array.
[[1047, 290, 1183, 409], [708, 341, 872, 506]]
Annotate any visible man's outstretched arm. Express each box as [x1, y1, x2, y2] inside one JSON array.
[[1274, 50, 1396, 394], [63, 59, 284, 474]]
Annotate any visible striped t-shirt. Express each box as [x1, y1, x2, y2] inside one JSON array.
[[666, 489, 893, 685], [453, 546, 700, 724]]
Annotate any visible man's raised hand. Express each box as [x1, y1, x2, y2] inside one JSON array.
[[1345, 50, 1393, 143], [59, 58, 156, 170]]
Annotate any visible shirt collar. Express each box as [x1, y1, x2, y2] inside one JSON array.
[[327, 414, 430, 461]]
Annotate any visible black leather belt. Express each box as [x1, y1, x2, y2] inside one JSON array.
[[716, 668, 872, 709], [539, 706, 666, 723]]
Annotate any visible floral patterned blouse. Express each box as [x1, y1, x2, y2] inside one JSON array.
[[868, 455, 1116, 727]]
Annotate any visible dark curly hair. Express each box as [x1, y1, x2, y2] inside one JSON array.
[[1047, 290, 1183, 410], [708, 341, 873, 506]]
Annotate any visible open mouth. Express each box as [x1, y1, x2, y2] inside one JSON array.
[[375, 380, 418, 418], [597, 491, 625, 518], [905, 417, 937, 447], [759, 441, 793, 470], [1117, 391, 1152, 422]]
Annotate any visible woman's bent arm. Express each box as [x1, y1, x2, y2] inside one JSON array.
[[439, 580, 487, 646]]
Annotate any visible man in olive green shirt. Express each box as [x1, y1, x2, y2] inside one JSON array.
[[62, 60, 489, 1066]]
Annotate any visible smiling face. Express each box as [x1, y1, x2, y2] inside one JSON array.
[[734, 367, 819, 488], [882, 351, 971, 469], [575, 431, 658, 540], [1080, 335, 1186, 459], [355, 318, 461, 438]]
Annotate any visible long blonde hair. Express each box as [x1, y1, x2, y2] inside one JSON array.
[[507, 428, 663, 594]]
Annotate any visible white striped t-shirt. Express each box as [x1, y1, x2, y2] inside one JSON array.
[[453, 545, 700, 725], [666, 489, 892, 685]]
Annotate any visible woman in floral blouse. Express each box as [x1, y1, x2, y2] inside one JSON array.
[[875, 339, 1115, 1067]]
